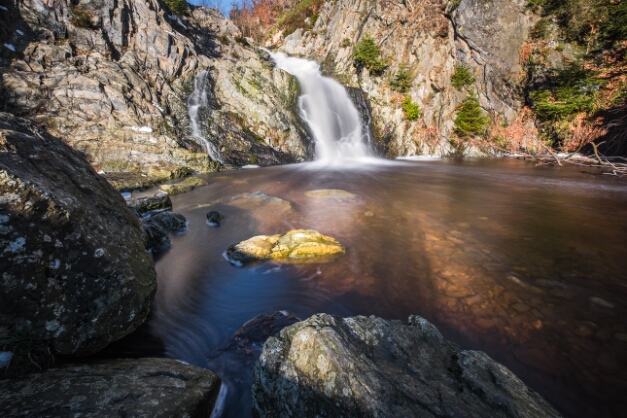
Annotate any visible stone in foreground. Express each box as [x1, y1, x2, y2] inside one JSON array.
[[0, 113, 156, 356], [253, 314, 562, 418], [207, 210, 225, 226], [0, 358, 221, 418], [226, 230, 345, 265]]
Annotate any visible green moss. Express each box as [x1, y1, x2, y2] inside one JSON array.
[[451, 64, 476, 90], [402, 97, 421, 121], [531, 18, 550, 39], [353, 35, 387, 76], [340, 38, 351, 48], [454, 94, 488, 137]]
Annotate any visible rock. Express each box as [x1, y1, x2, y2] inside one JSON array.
[[253, 314, 562, 418], [159, 177, 208, 195], [304, 189, 357, 198], [148, 211, 188, 233], [225, 230, 346, 265], [127, 193, 172, 214], [0, 1, 311, 171], [0, 358, 221, 418], [233, 311, 300, 346], [0, 112, 156, 356], [212, 192, 292, 212], [206, 210, 225, 226]]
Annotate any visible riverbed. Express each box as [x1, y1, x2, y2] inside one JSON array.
[[136, 158, 626, 418]]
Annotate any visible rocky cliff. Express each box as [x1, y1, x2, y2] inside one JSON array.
[[273, 0, 534, 157], [0, 0, 312, 187]]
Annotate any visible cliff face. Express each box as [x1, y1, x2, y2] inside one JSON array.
[[0, 0, 312, 183], [273, 0, 534, 156]]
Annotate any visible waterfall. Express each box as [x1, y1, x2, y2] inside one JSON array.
[[266, 51, 371, 164], [188, 70, 223, 163]]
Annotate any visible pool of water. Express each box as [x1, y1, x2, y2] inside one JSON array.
[[139, 158, 626, 417]]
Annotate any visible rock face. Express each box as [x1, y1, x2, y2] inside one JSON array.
[[275, 0, 533, 156], [253, 314, 562, 418], [0, 112, 156, 356], [0, 0, 312, 178], [0, 358, 221, 418], [226, 229, 346, 265]]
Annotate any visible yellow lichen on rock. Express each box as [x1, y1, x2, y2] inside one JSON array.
[[226, 229, 345, 265]]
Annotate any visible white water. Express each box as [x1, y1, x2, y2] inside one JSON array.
[[188, 70, 223, 163], [267, 51, 372, 165]]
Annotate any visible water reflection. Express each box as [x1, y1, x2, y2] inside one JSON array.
[[144, 159, 626, 418]]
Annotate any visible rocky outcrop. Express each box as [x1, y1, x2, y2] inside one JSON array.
[[0, 0, 312, 180], [253, 313, 562, 418], [275, 0, 534, 157], [226, 229, 346, 265], [0, 112, 156, 356], [0, 358, 221, 418]]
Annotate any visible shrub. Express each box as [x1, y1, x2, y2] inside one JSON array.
[[70, 5, 96, 29], [353, 35, 387, 76], [531, 18, 549, 39], [530, 61, 602, 121], [163, 0, 187, 17], [451, 64, 476, 90], [402, 97, 421, 121], [454, 94, 488, 137], [340, 38, 351, 48], [390, 66, 412, 93]]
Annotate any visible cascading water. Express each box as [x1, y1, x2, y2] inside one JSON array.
[[188, 70, 223, 163], [267, 51, 372, 164]]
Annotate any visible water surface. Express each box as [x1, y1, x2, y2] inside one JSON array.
[[145, 158, 627, 418]]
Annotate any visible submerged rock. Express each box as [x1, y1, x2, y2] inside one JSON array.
[[215, 191, 292, 211], [0, 358, 221, 418], [127, 193, 172, 214], [0, 113, 156, 356], [225, 230, 345, 265], [206, 210, 225, 226], [159, 177, 208, 195], [233, 311, 300, 347], [253, 314, 562, 418], [304, 189, 357, 198]]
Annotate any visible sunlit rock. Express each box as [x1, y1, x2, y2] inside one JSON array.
[[159, 177, 207, 195], [226, 229, 345, 265], [253, 314, 563, 418]]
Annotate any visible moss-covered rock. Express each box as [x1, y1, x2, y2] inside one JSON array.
[[226, 229, 346, 265]]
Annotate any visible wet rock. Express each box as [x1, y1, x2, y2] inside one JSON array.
[[234, 311, 300, 347], [212, 191, 292, 212], [206, 210, 225, 226], [0, 358, 220, 418], [159, 177, 207, 195], [148, 212, 188, 233], [304, 189, 357, 198], [225, 229, 345, 265], [253, 314, 561, 418], [0, 113, 156, 356], [127, 193, 172, 214]]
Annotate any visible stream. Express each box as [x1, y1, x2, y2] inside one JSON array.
[[124, 158, 627, 418]]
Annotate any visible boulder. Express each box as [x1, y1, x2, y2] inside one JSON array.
[[127, 193, 172, 214], [206, 210, 225, 226], [253, 314, 562, 418], [225, 230, 345, 265], [159, 177, 208, 195], [0, 113, 156, 356], [148, 211, 188, 233], [0, 358, 221, 418]]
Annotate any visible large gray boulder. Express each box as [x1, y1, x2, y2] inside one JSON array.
[[0, 112, 156, 356], [253, 314, 562, 418], [0, 358, 221, 417]]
